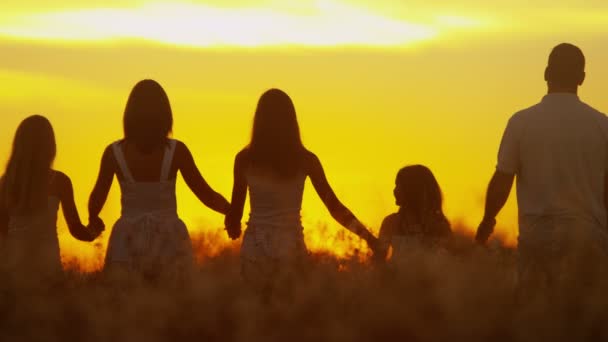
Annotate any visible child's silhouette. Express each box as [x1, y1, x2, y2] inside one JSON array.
[[377, 165, 451, 262], [88, 80, 229, 274], [0, 115, 103, 279]]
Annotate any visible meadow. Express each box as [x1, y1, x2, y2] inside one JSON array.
[[2, 229, 607, 342]]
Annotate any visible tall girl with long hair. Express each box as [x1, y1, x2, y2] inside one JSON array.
[[88, 80, 229, 274], [0, 115, 103, 279], [225, 89, 378, 290]]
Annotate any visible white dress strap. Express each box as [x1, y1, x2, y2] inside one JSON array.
[[160, 139, 177, 181], [112, 141, 135, 183]]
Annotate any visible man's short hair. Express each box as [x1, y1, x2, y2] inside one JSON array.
[[546, 43, 585, 87]]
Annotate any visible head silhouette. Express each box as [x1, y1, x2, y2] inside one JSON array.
[[394, 165, 444, 221], [249, 89, 305, 178], [0, 115, 56, 214], [123, 79, 173, 151], [544, 43, 585, 91]]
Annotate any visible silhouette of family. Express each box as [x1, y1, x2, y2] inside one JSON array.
[[1, 43, 607, 290]]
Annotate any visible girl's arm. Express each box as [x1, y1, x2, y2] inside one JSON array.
[[0, 204, 8, 242], [88, 145, 115, 224], [224, 149, 248, 240], [306, 152, 378, 247], [375, 216, 395, 263], [56, 172, 99, 242], [176, 142, 230, 215]]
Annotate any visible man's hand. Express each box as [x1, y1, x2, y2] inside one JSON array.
[[475, 217, 496, 244]]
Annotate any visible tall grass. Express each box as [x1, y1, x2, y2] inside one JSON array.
[[1, 231, 608, 342]]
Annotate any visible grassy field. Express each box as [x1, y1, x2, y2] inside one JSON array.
[[1, 232, 608, 342]]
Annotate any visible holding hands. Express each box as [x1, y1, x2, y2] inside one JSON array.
[[87, 216, 105, 241], [224, 216, 242, 240]]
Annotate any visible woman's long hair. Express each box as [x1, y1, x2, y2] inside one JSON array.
[[396, 165, 447, 227], [0, 115, 56, 214], [123, 79, 173, 152], [248, 89, 306, 178]]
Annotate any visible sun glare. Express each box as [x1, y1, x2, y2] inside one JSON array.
[[0, 1, 446, 47]]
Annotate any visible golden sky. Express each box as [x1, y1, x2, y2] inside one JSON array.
[[1, 0, 608, 270]]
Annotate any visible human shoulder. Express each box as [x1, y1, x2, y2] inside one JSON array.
[[509, 102, 542, 124], [52, 170, 70, 185], [232, 147, 252, 176], [50, 170, 72, 198], [171, 139, 186, 149], [235, 147, 252, 165], [98, 142, 120, 171], [301, 149, 320, 170], [171, 139, 189, 158], [380, 213, 400, 235], [382, 212, 400, 226], [102, 141, 121, 160], [579, 101, 608, 119]]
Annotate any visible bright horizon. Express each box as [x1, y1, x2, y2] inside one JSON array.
[[1, 0, 608, 270]]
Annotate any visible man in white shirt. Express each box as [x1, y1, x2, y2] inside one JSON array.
[[475, 43, 608, 283]]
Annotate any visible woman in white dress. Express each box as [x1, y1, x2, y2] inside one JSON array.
[[88, 80, 230, 274], [225, 89, 379, 291], [0, 115, 103, 281]]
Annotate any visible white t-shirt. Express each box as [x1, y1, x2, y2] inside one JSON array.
[[497, 93, 608, 233]]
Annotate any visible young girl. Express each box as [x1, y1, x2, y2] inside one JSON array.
[[0, 115, 103, 279], [377, 165, 451, 262], [225, 89, 378, 291], [88, 79, 230, 274]]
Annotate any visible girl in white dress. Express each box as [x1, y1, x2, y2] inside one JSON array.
[[0, 115, 103, 281], [88, 80, 230, 274], [376, 165, 451, 263], [225, 89, 379, 291]]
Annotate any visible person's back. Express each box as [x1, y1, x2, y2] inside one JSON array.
[[225, 89, 379, 295], [476, 43, 608, 286], [113, 139, 179, 218], [0, 116, 102, 282], [509, 95, 608, 231], [246, 169, 306, 228], [5, 187, 62, 277], [88, 80, 230, 274]]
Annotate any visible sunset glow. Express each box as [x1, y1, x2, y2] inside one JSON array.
[[1, 0, 608, 271], [0, 1, 445, 47]]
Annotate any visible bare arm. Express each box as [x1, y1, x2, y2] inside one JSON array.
[[177, 142, 230, 215], [475, 170, 515, 243], [0, 203, 7, 242], [88, 146, 115, 221], [224, 149, 248, 240], [56, 172, 97, 242], [604, 172, 608, 226], [306, 152, 377, 245], [374, 216, 394, 263]]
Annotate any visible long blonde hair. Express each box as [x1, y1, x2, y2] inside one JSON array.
[[0, 115, 56, 214]]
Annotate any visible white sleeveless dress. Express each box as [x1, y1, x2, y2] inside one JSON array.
[[240, 171, 308, 279], [105, 139, 194, 271], [3, 196, 63, 278]]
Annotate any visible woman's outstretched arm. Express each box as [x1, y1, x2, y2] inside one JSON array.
[[0, 203, 8, 241], [224, 149, 249, 240], [88, 145, 115, 224], [56, 171, 101, 241], [176, 142, 230, 215], [306, 152, 378, 247]]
